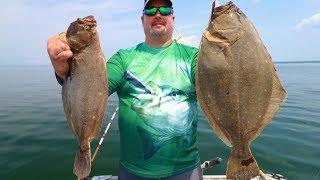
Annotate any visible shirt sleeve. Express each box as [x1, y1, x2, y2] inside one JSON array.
[[107, 51, 125, 95], [191, 49, 199, 85], [55, 72, 64, 86]]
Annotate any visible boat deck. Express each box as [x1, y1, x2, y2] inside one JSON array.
[[91, 174, 284, 180]]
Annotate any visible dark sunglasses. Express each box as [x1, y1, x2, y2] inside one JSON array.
[[143, 6, 173, 16]]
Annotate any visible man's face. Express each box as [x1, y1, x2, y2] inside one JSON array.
[[141, 0, 175, 39]]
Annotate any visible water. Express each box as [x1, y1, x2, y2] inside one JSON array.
[[0, 63, 319, 180]]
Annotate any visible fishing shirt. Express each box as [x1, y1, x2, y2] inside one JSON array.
[[107, 41, 200, 178]]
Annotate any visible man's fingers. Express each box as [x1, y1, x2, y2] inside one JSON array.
[[60, 42, 71, 51], [47, 33, 71, 59], [52, 43, 71, 57], [58, 32, 68, 44], [56, 50, 73, 62], [47, 33, 72, 79]]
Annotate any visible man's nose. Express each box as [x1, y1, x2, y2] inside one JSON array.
[[155, 10, 161, 17]]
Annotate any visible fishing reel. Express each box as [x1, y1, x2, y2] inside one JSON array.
[[201, 157, 223, 172]]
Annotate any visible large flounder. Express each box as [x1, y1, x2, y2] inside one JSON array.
[[196, 2, 287, 179], [61, 16, 107, 179]]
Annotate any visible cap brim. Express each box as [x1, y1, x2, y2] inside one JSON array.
[[144, 0, 173, 8]]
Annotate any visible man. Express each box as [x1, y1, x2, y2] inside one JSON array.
[[47, 0, 202, 179]]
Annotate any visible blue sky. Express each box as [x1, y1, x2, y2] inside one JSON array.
[[0, 0, 319, 65]]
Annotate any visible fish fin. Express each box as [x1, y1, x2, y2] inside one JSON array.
[[73, 143, 91, 179], [249, 67, 288, 141], [124, 71, 151, 94], [196, 84, 232, 147], [62, 81, 78, 137], [226, 144, 260, 179]]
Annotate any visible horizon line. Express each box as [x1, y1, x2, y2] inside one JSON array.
[[0, 60, 320, 67]]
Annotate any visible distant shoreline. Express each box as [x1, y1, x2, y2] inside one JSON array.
[[0, 61, 320, 67], [275, 60, 320, 64]]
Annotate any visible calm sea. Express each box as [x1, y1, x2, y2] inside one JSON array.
[[0, 62, 319, 180]]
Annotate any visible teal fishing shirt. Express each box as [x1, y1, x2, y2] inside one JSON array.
[[107, 41, 200, 178]]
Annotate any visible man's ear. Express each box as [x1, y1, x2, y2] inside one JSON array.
[[141, 15, 144, 24]]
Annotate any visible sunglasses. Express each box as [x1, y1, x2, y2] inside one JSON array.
[[143, 6, 173, 16]]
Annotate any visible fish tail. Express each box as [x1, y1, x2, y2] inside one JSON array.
[[73, 142, 91, 179], [226, 144, 260, 180]]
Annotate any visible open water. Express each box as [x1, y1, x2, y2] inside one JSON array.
[[0, 62, 319, 180]]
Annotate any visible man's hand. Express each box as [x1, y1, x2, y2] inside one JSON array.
[[47, 32, 73, 80]]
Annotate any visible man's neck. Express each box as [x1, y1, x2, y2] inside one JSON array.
[[145, 37, 173, 47]]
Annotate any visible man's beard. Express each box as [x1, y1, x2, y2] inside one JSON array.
[[150, 17, 168, 38], [150, 27, 167, 37]]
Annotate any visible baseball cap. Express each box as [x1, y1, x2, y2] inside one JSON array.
[[144, 0, 173, 9]]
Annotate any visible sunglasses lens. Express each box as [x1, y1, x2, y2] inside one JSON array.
[[159, 7, 172, 15], [144, 7, 157, 16], [144, 6, 173, 16]]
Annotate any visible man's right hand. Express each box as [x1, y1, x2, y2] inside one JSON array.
[[47, 33, 73, 80]]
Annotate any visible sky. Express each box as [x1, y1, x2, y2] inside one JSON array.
[[0, 0, 320, 66]]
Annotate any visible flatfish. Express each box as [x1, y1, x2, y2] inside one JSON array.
[[196, 2, 287, 179], [61, 16, 107, 179]]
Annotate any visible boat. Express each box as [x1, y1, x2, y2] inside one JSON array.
[[91, 174, 287, 180], [90, 158, 287, 180]]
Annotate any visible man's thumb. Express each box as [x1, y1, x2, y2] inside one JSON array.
[[57, 50, 73, 61]]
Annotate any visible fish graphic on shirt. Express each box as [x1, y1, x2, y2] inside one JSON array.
[[124, 70, 197, 159]]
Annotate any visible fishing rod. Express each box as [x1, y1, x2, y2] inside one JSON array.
[[173, 27, 182, 42], [201, 157, 222, 171], [78, 108, 119, 180], [91, 107, 119, 163]]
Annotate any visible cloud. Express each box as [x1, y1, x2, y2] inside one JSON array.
[[0, 0, 142, 65], [0, 0, 138, 25], [294, 12, 320, 30]]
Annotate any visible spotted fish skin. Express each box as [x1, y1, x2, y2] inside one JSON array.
[[61, 15, 107, 179], [196, 2, 287, 180]]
